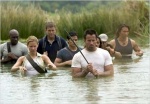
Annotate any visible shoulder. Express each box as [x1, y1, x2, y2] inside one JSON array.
[[57, 35, 66, 42], [58, 47, 67, 52], [0, 42, 7, 48], [129, 38, 135, 43], [97, 48, 110, 56], [109, 39, 115, 44], [18, 42, 26, 46], [97, 48, 108, 53], [39, 53, 48, 59], [38, 36, 47, 43], [129, 38, 136, 46], [108, 39, 116, 48], [18, 56, 26, 61]]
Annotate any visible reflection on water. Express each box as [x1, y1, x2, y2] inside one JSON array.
[[0, 47, 150, 104]]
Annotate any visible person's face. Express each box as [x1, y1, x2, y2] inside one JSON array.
[[46, 27, 56, 38], [28, 41, 38, 53], [119, 27, 129, 38], [84, 34, 97, 51], [96, 38, 100, 47], [68, 36, 78, 47], [101, 41, 107, 49], [10, 33, 19, 45]]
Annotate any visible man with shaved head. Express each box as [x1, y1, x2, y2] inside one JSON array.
[[0, 29, 28, 64]]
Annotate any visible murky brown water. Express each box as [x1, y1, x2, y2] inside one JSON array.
[[0, 46, 149, 104]]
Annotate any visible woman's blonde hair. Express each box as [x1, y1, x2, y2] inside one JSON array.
[[26, 36, 38, 45]]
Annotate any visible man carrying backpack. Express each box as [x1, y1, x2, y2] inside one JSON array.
[[37, 22, 67, 63]]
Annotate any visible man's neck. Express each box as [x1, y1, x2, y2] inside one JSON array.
[[47, 36, 55, 44], [85, 47, 97, 52], [118, 37, 128, 42], [68, 46, 77, 51]]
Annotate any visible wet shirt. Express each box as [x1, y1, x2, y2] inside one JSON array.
[[37, 35, 67, 63], [72, 48, 112, 77], [0, 41, 28, 63], [56, 46, 81, 62], [114, 38, 133, 58], [22, 53, 45, 76]]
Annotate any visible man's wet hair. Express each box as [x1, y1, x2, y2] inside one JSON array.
[[45, 22, 56, 29], [116, 24, 130, 38], [84, 29, 98, 39], [67, 31, 78, 40]]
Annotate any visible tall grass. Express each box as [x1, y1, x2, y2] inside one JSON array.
[[1, 1, 149, 42], [57, 1, 149, 40], [1, 3, 49, 40]]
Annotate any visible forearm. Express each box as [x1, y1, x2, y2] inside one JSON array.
[[55, 61, 70, 67], [11, 66, 20, 72], [72, 69, 89, 78], [97, 70, 114, 77], [48, 64, 57, 70], [0, 58, 12, 63]]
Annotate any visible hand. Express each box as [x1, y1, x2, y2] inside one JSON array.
[[87, 63, 93, 72], [107, 47, 115, 55], [19, 66, 27, 75], [92, 69, 98, 76], [7, 53, 18, 59], [135, 51, 143, 56]]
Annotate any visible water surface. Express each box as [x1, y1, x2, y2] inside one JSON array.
[[0, 46, 149, 104]]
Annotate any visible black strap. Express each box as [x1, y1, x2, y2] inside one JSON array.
[[42, 35, 46, 52], [7, 42, 11, 52], [57, 36, 62, 50], [25, 54, 47, 73]]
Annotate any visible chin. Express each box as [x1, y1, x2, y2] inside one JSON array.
[[88, 47, 95, 51]]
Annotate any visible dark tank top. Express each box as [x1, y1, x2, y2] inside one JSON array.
[[115, 38, 133, 58]]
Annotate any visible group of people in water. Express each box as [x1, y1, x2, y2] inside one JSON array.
[[0, 22, 143, 78]]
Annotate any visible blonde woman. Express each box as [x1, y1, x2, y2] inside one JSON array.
[[11, 36, 56, 76]]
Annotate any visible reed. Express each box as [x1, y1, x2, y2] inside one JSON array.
[[57, 1, 149, 40], [1, 1, 149, 42], [1, 3, 48, 40]]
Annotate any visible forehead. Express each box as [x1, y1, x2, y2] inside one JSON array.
[[121, 27, 129, 31], [10, 33, 19, 37], [46, 27, 56, 30], [85, 34, 97, 39], [70, 36, 78, 39], [28, 41, 38, 45]]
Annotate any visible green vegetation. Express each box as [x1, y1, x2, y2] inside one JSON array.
[[1, 0, 149, 44]]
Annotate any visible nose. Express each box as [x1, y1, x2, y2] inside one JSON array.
[[90, 41, 94, 45], [14, 37, 18, 40]]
